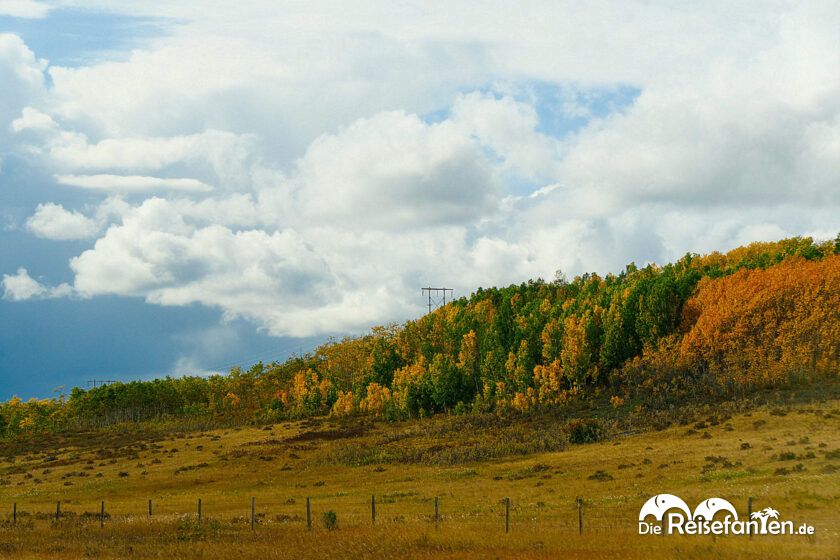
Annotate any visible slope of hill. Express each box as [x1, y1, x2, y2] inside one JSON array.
[[1, 235, 837, 437], [1, 235, 839, 558], [1, 387, 839, 559]]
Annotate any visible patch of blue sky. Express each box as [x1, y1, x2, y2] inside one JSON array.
[[421, 81, 640, 139], [420, 81, 640, 198], [527, 80, 640, 138], [0, 153, 100, 285], [0, 230, 86, 285], [504, 174, 545, 198], [421, 105, 452, 125], [0, 7, 178, 68], [0, 294, 325, 400]]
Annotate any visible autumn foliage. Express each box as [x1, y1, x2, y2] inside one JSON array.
[[679, 256, 839, 387], [1, 236, 838, 437]]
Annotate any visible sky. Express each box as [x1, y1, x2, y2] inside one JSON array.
[[1, 1, 838, 399]]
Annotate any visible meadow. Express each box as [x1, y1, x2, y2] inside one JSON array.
[[1, 387, 839, 559]]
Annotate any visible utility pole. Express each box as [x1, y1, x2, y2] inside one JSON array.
[[421, 287, 453, 314], [87, 379, 118, 388]]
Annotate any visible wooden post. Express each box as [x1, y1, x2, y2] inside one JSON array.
[[100, 500, 105, 528], [148, 499, 153, 517], [371, 495, 376, 526], [12, 503, 16, 527], [198, 498, 202, 524], [251, 497, 255, 530], [306, 497, 311, 530], [577, 498, 583, 535], [505, 497, 510, 533], [434, 496, 439, 529], [55, 501, 60, 521], [748, 497, 753, 539]]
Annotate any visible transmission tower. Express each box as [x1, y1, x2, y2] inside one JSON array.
[[87, 379, 118, 388], [421, 287, 454, 314]]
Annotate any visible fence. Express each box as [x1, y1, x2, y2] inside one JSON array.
[[1, 495, 829, 540]]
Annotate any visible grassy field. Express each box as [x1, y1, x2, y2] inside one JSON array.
[[1, 395, 840, 559]]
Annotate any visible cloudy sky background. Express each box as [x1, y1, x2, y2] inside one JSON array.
[[1, 1, 838, 398]]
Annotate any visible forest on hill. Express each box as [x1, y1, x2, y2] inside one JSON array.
[[1, 236, 838, 438]]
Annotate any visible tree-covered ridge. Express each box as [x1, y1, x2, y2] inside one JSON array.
[[2, 235, 838, 437]]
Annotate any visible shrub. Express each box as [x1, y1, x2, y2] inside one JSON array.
[[587, 470, 614, 481], [566, 419, 604, 444], [321, 510, 338, 530]]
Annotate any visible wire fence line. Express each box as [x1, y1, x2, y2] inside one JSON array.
[[1, 496, 836, 538], [0, 496, 628, 533]]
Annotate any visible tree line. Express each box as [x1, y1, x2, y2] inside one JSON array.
[[1, 235, 838, 438]]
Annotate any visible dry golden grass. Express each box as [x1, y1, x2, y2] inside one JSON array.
[[1, 398, 840, 559]]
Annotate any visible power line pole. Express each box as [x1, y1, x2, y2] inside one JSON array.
[[87, 379, 118, 388], [421, 287, 453, 314]]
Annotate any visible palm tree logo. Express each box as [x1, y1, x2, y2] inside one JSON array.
[[750, 507, 780, 533]]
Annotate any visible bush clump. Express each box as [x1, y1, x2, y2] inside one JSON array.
[[566, 419, 605, 444], [321, 510, 338, 530]]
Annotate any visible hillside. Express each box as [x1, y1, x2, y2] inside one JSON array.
[[1, 386, 839, 559], [1, 234, 839, 558], [1, 236, 838, 437]]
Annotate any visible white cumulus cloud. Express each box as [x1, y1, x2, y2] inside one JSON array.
[[10, 106, 56, 132], [0, 33, 45, 134], [0, 0, 49, 19], [26, 202, 101, 240], [55, 174, 213, 193], [291, 111, 501, 230], [0, 2, 838, 339], [2, 267, 46, 300], [2, 268, 71, 301]]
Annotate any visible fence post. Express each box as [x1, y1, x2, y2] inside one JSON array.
[[505, 497, 510, 533], [251, 497, 255, 531], [434, 496, 439, 529], [198, 498, 202, 524], [748, 497, 753, 539], [148, 499, 153, 517], [55, 501, 60, 521], [577, 497, 583, 535], [306, 497, 311, 530], [100, 500, 105, 528], [12, 503, 16, 527], [371, 495, 376, 526]]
